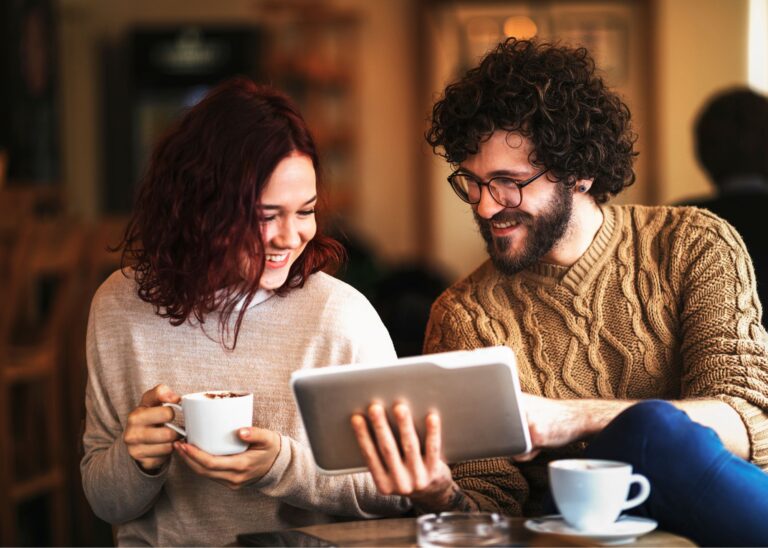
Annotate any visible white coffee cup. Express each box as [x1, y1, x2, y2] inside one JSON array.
[[549, 459, 650, 531], [163, 391, 253, 455]]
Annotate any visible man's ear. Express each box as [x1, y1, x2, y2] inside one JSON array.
[[574, 178, 594, 194]]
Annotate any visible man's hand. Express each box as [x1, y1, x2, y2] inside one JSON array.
[[351, 403, 477, 512], [173, 427, 281, 490], [521, 393, 588, 448], [519, 394, 750, 460], [516, 394, 633, 461], [124, 384, 182, 472]]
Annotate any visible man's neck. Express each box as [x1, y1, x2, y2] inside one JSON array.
[[541, 196, 604, 267]]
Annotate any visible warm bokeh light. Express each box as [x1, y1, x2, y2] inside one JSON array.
[[465, 16, 502, 59], [503, 15, 538, 39], [466, 16, 500, 42], [749, 0, 768, 92]]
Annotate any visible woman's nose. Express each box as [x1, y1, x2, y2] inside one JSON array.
[[272, 219, 301, 249]]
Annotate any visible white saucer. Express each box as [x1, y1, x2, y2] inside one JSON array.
[[524, 515, 658, 545]]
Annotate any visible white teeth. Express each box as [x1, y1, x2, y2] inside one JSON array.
[[492, 220, 519, 229], [266, 253, 288, 262]]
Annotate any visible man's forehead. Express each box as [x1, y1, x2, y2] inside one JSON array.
[[481, 130, 534, 155], [462, 130, 537, 170], [501, 131, 530, 150]]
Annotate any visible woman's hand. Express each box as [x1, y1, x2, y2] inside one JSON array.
[[173, 427, 281, 490], [124, 384, 182, 472], [351, 403, 476, 512]]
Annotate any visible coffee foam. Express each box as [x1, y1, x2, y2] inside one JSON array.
[[204, 391, 247, 399]]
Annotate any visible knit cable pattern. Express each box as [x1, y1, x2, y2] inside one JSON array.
[[425, 205, 768, 514]]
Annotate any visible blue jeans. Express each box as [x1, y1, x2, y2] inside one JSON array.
[[581, 400, 768, 546]]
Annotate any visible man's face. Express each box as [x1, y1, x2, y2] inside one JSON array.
[[462, 131, 573, 275]]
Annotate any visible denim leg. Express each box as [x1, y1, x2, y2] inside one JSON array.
[[584, 400, 768, 547]]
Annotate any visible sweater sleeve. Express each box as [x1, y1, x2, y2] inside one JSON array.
[[450, 458, 529, 516], [673, 209, 768, 469], [80, 296, 168, 524], [254, 436, 411, 518]]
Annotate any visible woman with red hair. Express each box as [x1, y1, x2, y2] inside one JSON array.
[[81, 77, 409, 545]]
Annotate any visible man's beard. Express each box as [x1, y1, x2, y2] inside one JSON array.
[[474, 184, 573, 275]]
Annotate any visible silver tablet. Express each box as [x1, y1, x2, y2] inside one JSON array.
[[291, 346, 531, 474]]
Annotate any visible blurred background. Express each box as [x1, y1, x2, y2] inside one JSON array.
[[0, 0, 766, 545]]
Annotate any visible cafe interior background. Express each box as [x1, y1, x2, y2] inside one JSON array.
[[0, 0, 766, 545]]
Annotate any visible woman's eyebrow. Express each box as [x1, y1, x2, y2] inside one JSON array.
[[260, 195, 318, 210]]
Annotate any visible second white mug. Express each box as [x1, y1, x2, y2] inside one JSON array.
[[549, 458, 650, 531]]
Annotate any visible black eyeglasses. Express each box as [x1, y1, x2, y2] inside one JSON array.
[[447, 168, 550, 208]]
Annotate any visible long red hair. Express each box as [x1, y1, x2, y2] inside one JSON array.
[[119, 76, 345, 348]]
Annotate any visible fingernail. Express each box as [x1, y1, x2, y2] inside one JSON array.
[[239, 428, 249, 437]]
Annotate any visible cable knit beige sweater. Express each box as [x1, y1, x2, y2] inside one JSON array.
[[82, 270, 409, 546], [424, 205, 768, 516]]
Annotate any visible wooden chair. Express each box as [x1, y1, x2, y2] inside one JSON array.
[[0, 186, 62, 287], [0, 218, 84, 546]]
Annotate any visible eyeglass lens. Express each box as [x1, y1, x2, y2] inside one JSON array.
[[451, 175, 522, 208]]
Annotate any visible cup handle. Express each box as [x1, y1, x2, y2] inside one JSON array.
[[162, 403, 186, 437], [622, 473, 651, 510]]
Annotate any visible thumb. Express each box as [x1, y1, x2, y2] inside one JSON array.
[[239, 427, 279, 448], [512, 448, 541, 462]]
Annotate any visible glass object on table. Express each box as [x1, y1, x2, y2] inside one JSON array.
[[417, 512, 511, 547]]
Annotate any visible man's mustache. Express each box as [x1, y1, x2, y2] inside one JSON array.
[[474, 209, 534, 228]]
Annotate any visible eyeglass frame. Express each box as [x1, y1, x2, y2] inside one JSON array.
[[447, 168, 550, 209]]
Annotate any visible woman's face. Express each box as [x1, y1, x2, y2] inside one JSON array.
[[256, 152, 318, 290]]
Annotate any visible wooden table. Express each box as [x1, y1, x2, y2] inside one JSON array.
[[281, 517, 696, 547]]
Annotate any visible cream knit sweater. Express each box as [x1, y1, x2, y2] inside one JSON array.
[[424, 205, 768, 516], [82, 270, 409, 546]]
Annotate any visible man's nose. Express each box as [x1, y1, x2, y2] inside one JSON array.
[[475, 186, 506, 219]]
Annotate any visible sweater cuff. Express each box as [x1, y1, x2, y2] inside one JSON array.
[[253, 434, 292, 489], [117, 435, 170, 484], [717, 395, 768, 469]]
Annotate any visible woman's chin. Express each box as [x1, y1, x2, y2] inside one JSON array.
[[259, 273, 288, 291]]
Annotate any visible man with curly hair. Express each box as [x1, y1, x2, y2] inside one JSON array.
[[352, 39, 768, 545]]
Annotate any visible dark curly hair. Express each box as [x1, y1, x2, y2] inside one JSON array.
[[695, 87, 768, 185], [119, 76, 344, 349], [426, 38, 637, 203]]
